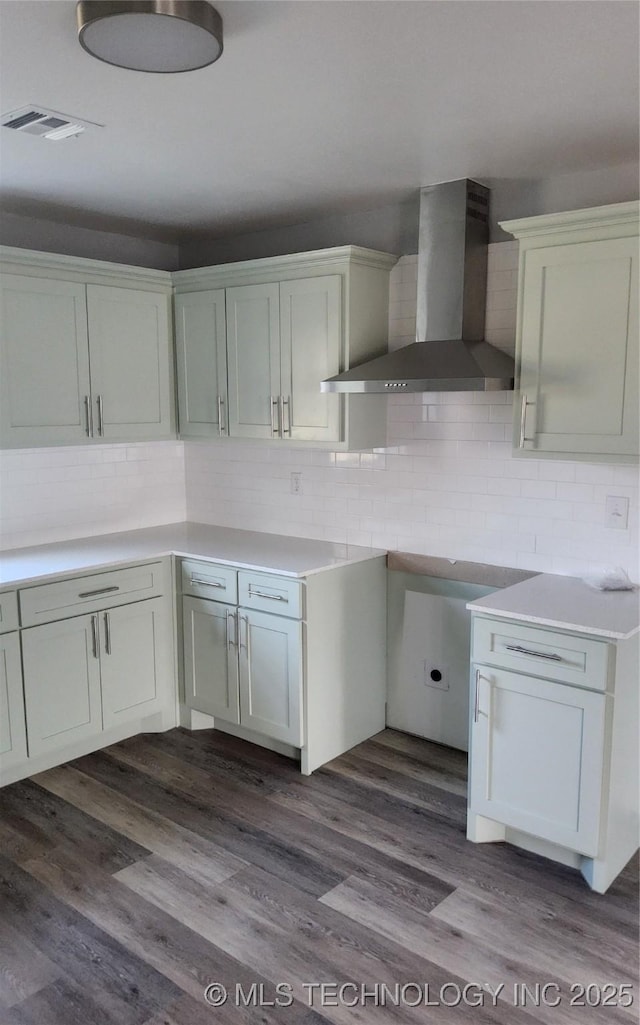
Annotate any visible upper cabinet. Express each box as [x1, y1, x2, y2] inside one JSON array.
[[502, 202, 639, 462], [0, 248, 174, 448], [173, 246, 397, 450]]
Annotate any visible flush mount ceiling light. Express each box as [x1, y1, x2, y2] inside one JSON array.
[[76, 1, 223, 73]]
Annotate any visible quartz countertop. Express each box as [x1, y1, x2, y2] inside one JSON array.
[[467, 572, 640, 641], [0, 522, 387, 588]]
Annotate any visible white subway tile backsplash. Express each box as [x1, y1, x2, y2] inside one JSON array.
[[0, 442, 186, 550]]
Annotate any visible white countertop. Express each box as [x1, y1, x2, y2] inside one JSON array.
[[467, 573, 639, 641], [0, 522, 387, 588]]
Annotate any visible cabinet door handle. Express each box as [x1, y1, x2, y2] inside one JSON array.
[[247, 587, 287, 602], [218, 395, 226, 436], [226, 608, 237, 650], [239, 613, 249, 653], [473, 668, 481, 723], [270, 396, 280, 436], [474, 669, 491, 722], [104, 612, 111, 655], [78, 585, 120, 598], [190, 577, 224, 589], [281, 396, 291, 436], [519, 393, 534, 447], [505, 644, 562, 662], [90, 614, 99, 659], [97, 394, 104, 436], [84, 395, 92, 436]]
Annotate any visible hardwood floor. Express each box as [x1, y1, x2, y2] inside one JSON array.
[[0, 728, 637, 1025]]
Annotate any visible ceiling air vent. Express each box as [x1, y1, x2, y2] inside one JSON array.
[[1, 105, 103, 140]]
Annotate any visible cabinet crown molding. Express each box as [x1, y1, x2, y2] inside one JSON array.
[[0, 246, 173, 291], [500, 201, 639, 240], [173, 245, 398, 289]]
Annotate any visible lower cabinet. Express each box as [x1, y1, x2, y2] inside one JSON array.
[[183, 596, 302, 746], [238, 608, 302, 746], [21, 597, 171, 759], [0, 631, 28, 770], [468, 610, 639, 892], [22, 614, 103, 758], [469, 664, 606, 856], [183, 596, 239, 723]]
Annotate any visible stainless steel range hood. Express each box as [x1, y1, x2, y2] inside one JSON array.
[[321, 179, 515, 393]]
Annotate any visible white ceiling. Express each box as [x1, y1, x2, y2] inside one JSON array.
[[0, 0, 638, 243]]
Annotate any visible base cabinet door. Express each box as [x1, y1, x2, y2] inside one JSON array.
[[469, 665, 606, 856], [0, 632, 27, 773], [100, 598, 171, 729], [22, 614, 103, 758], [0, 274, 91, 447], [86, 285, 172, 440], [183, 596, 239, 722], [238, 609, 302, 746]]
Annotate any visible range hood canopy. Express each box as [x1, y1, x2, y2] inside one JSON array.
[[321, 179, 515, 394]]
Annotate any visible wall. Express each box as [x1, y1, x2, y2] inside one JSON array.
[[0, 211, 180, 271], [0, 442, 185, 550], [178, 161, 639, 266], [185, 243, 639, 579]]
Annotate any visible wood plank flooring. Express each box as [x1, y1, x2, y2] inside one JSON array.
[[0, 728, 637, 1025]]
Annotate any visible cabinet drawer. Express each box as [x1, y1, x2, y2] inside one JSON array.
[[238, 570, 303, 619], [19, 562, 164, 627], [181, 559, 238, 605], [0, 591, 19, 634], [472, 616, 610, 690]]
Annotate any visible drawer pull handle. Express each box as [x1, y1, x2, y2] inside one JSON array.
[[247, 587, 287, 602], [190, 577, 225, 589], [78, 585, 120, 598], [505, 644, 562, 662]]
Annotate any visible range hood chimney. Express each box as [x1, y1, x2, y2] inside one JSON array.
[[321, 179, 515, 393]]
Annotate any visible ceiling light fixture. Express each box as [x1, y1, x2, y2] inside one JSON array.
[[76, 0, 223, 73]]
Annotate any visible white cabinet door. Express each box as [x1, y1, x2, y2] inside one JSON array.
[[226, 283, 280, 439], [280, 275, 342, 442], [469, 665, 606, 856], [518, 236, 638, 457], [182, 596, 239, 723], [86, 284, 172, 440], [0, 274, 91, 447], [21, 615, 103, 758], [238, 609, 302, 746], [175, 289, 228, 437], [100, 598, 171, 729], [0, 632, 27, 774]]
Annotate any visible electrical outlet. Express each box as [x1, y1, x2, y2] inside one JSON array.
[[290, 472, 303, 496], [605, 495, 629, 530]]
